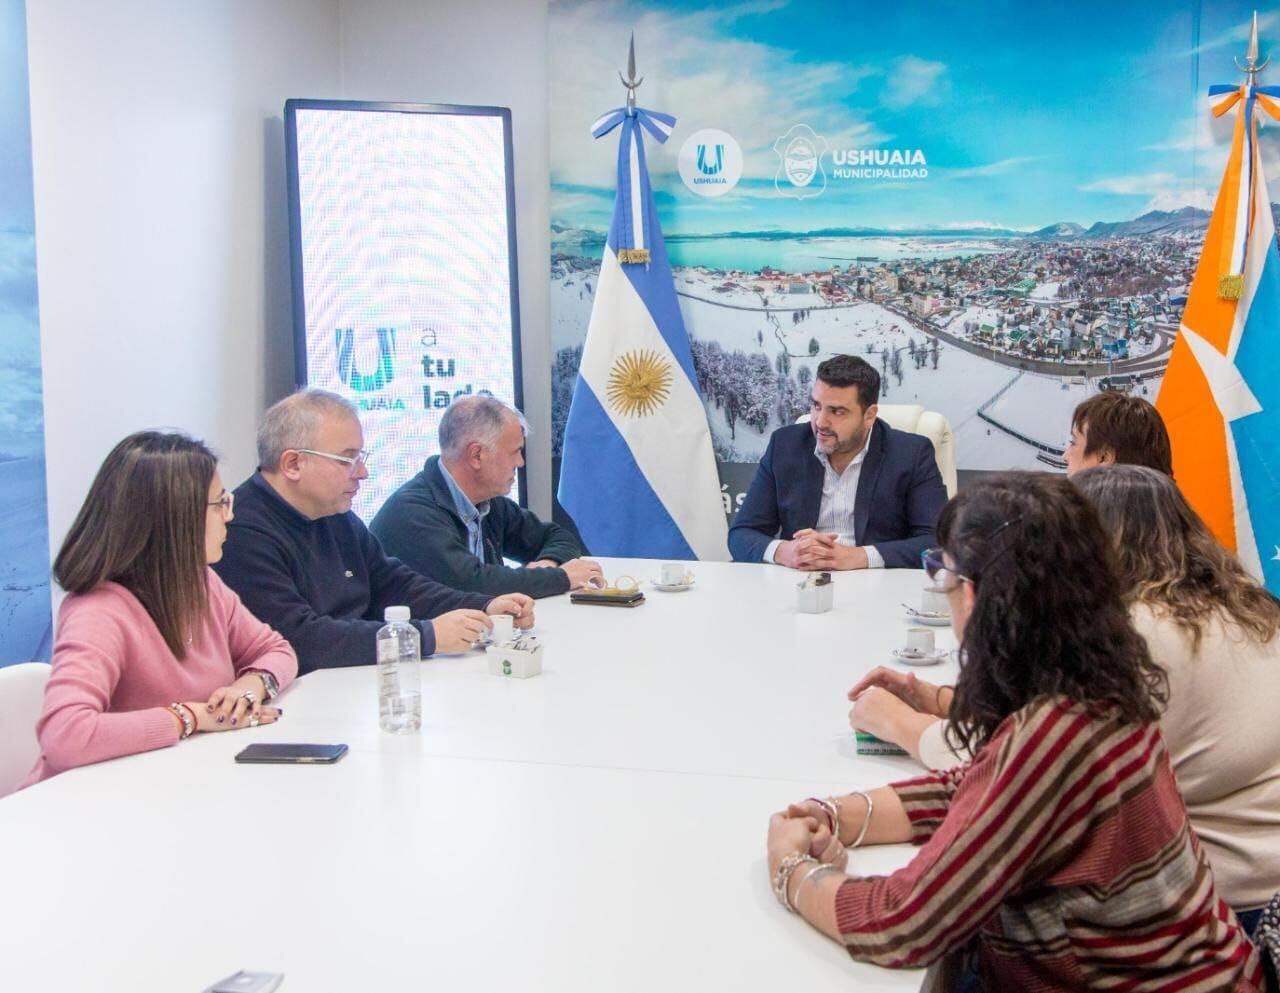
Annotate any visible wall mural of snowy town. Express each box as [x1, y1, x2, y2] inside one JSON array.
[[550, 0, 1278, 511]]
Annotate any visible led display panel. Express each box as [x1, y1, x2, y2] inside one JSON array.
[[286, 100, 523, 519]]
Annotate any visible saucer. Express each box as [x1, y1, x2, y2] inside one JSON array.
[[890, 647, 949, 666], [651, 579, 695, 592], [903, 609, 951, 627]]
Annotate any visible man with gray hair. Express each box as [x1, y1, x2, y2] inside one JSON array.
[[214, 389, 535, 675], [371, 395, 602, 597]]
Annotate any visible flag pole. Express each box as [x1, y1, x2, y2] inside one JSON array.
[[1234, 10, 1269, 80], [1216, 10, 1276, 299], [618, 32, 643, 113]]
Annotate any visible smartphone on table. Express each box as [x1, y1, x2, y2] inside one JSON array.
[[234, 743, 348, 764]]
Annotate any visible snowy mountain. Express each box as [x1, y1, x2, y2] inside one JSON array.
[[1030, 222, 1085, 239], [1081, 207, 1210, 239]]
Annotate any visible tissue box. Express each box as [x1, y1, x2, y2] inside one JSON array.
[[486, 639, 544, 678], [796, 580, 834, 614]]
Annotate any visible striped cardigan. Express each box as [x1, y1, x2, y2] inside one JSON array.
[[834, 698, 1264, 991]]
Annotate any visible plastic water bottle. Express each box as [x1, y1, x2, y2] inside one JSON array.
[[377, 606, 422, 733]]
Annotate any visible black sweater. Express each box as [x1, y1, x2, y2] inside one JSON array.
[[213, 473, 492, 675], [369, 456, 583, 599]]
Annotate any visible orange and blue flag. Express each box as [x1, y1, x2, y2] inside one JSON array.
[[1157, 80, 1280, 593]]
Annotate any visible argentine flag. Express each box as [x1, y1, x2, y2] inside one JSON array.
[[558, 105, 728, 560], [1157, 80, 1280, 593]]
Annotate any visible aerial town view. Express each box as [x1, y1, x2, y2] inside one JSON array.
[[548, 1, 1257, 484], [552, 209, 1211, 473]]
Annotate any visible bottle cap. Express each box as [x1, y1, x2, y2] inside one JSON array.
[[384, 605, 411, 622]]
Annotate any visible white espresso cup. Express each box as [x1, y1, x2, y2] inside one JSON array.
[[904, 627, 936, 655], [490, 614, 515, 645], [661, 562, 690, 586], [921, 587, 950, 615]]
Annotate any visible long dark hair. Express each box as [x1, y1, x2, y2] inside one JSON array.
[[54, 432, 217, 658], [941, 473, 1168, 755], [1073, 464, 1280, 651]]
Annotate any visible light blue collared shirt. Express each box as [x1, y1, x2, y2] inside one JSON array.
[[438, 460, 491, 562]]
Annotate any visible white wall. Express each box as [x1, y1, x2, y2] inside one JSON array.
[[27, 0, 555, 567], [337, 0, 552, 515], [28, 0, 343, 556], [28, 0, 553, 566]]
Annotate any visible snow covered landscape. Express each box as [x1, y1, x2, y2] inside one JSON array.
[[552, 258, 1164, 472]]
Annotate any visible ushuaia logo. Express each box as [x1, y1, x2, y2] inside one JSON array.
[[773, 124, 827, 200], [832, 148, 928, 180], [335, 327, 395, 392], [697, 143, 725, 176], [678, 129, 743, 198], [773, 127, 929, 196]]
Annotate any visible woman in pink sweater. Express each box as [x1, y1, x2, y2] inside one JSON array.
[[23, 432, 298, 787]]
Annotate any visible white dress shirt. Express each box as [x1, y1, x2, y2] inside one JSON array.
[[765, 437, 885, 568]]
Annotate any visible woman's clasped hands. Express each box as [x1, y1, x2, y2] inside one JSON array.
[[197, 672, 281, 731], [766, 798, 849, 879]]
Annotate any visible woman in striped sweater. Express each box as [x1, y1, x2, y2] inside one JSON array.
[[766, 473, 1264, 991]]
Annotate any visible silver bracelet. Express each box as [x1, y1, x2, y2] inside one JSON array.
[[806, 796, 841, 835], [168, 703, 194, 739], [772, 852, 819, 912], [848, 790, 875, 849]]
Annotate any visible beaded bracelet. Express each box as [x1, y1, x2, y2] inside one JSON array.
[[772, 852, 819, 912], [168, 702, 195, 739]]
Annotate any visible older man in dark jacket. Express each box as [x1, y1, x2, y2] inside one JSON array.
[[371, 397, 603, 597]]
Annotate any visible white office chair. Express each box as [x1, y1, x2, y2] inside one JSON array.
[[0, 662, 50, 797], [797, 404, 958, 496]]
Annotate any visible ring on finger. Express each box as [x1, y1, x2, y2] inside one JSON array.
[[241, 691, 257, 706], [248, 713, 260, 727]]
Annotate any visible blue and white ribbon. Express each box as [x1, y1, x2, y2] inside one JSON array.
[[589, 107, 676, 264]]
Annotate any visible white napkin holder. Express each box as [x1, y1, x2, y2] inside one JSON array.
[[486, 637, 544, 679], [796, 575, 834, 614]]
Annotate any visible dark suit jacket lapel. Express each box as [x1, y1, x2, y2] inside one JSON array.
[[853, 420, 886, 543]]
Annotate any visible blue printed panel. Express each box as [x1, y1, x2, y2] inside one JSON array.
[[0, 0, 52, 664]]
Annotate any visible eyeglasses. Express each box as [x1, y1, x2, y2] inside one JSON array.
[[921, 518, 1023, 591], [921, 547, 969, 592], [294, 448, 370, 476], [207, 491, 234, 518]]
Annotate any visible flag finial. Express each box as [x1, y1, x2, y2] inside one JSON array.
[[619, 32, 643, 112], [1235, 11, 1270, 81]]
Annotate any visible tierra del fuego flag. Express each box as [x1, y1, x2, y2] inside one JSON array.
[[1157, 80, 1280, 593], [558, 103, 728, 560]]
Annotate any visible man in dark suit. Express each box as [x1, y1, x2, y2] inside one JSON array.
[[728, 354, 946, 570], [370, 396, 603, 597]]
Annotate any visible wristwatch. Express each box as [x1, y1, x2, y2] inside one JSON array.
[[248, 669, 280, 702]]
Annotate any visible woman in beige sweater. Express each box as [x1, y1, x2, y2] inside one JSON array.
[[849, 465, 1280, 928]]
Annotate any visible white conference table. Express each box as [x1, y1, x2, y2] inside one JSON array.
[[0, 559, 958, 993]]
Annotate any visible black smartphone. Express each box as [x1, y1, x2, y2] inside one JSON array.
[[569, 590, 645, 607], [234, 743, 348, 765]]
